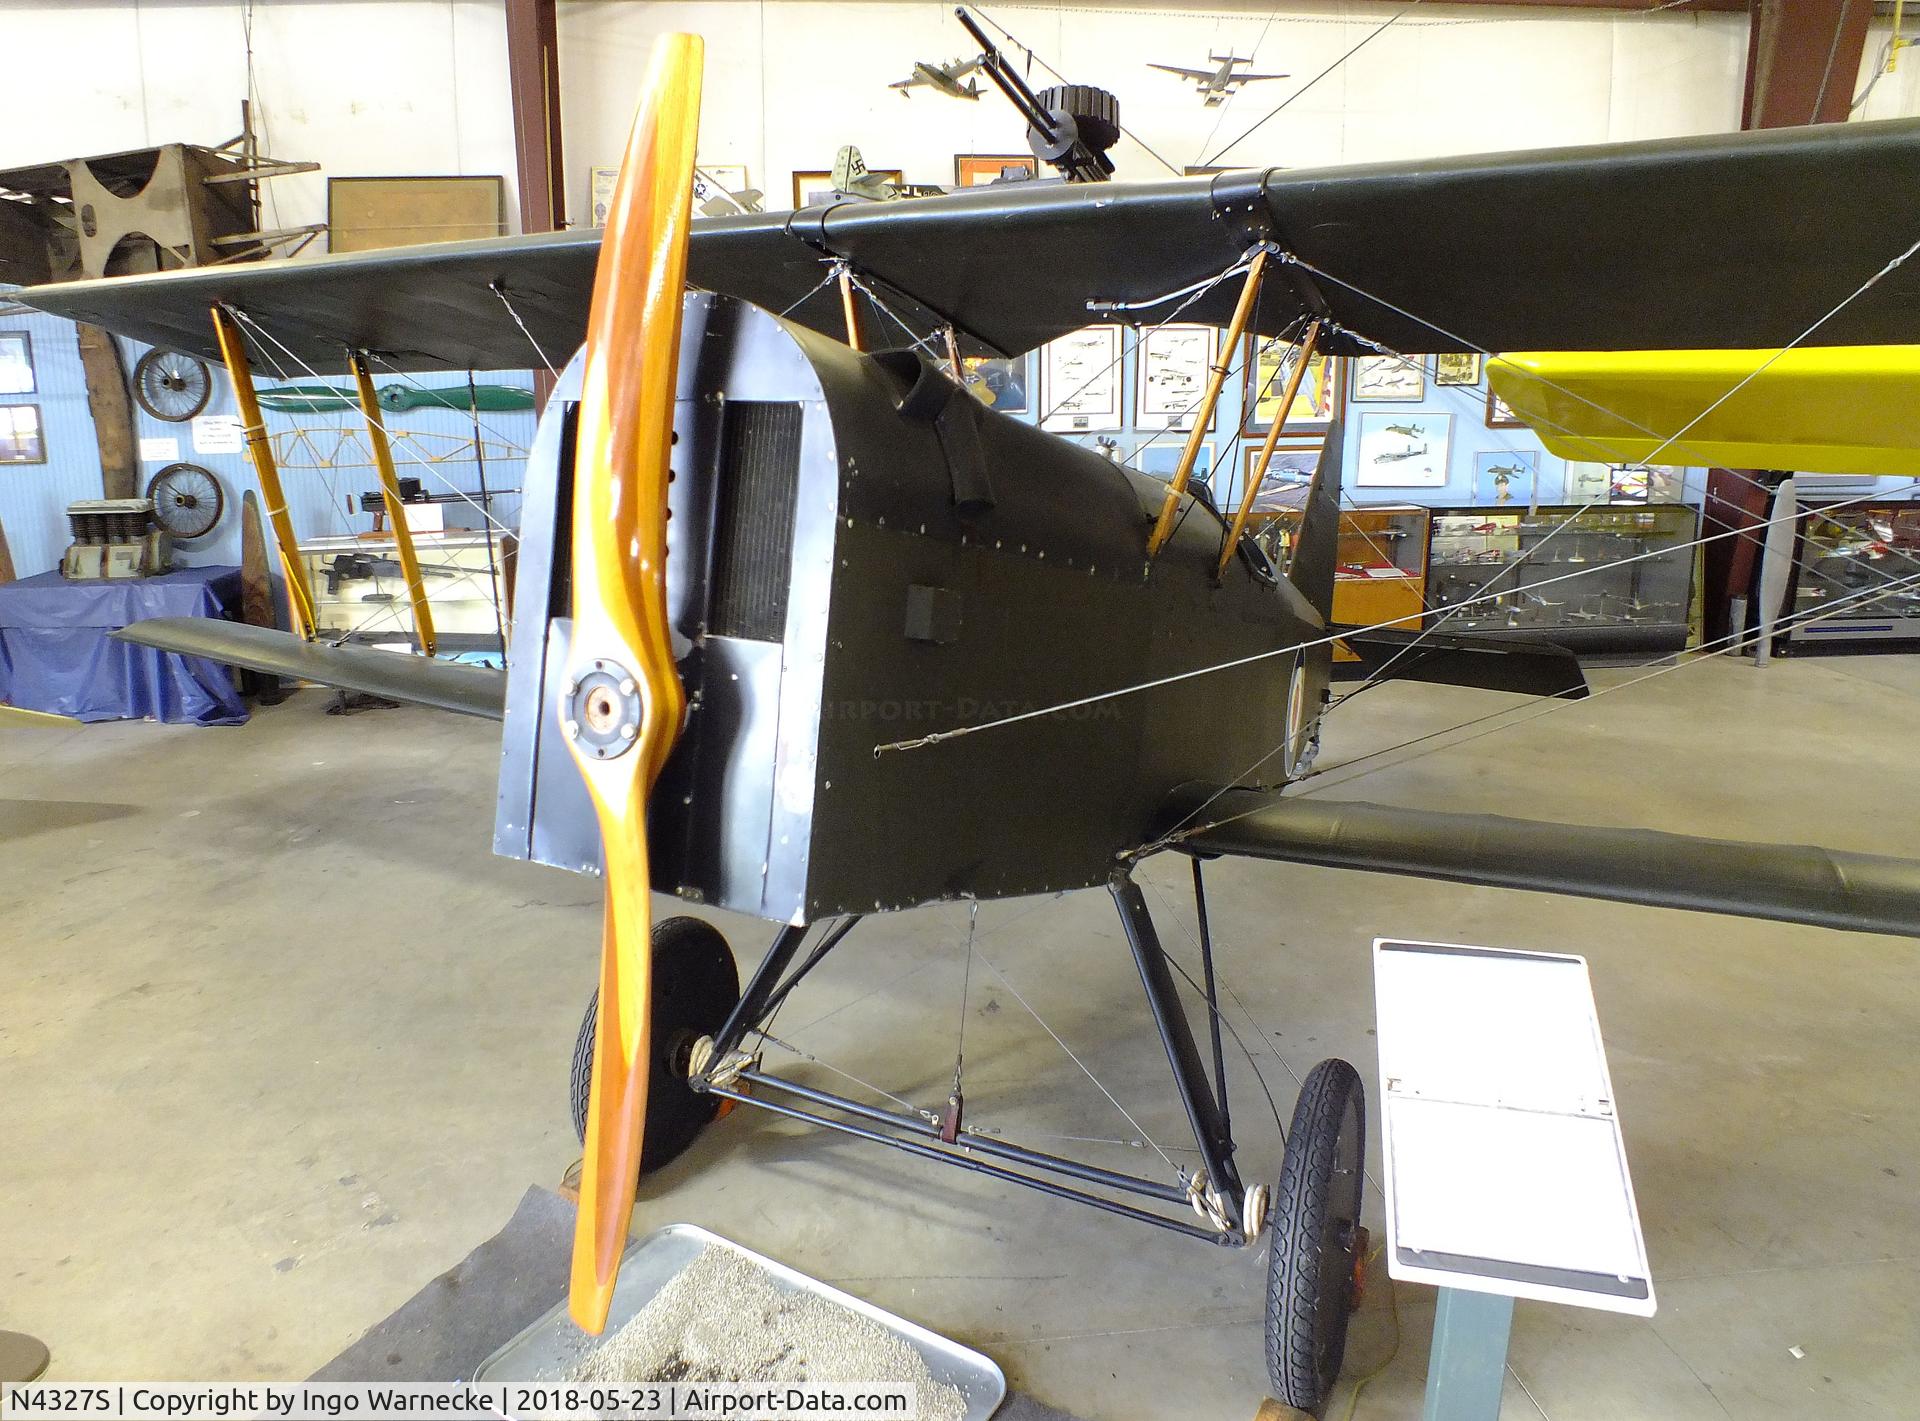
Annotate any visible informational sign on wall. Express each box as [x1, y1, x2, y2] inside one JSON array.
[[137, 436, 179, 463], [191, 415, 245, 455]]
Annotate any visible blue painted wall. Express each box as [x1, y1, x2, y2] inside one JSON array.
[[0, 304, 533, 579]]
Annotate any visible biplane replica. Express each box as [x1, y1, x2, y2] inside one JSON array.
[[24, 31, 1920, 1412]]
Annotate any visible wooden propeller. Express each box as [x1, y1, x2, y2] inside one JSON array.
[[560, 32, 703, 1335]]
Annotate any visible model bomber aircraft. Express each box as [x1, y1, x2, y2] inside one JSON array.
[[1150, 53, 1289, 105], [890, 55, 985, 100], [24, 35, 1920, 1411]]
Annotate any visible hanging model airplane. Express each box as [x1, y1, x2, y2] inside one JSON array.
[[1150, 53, 1289, 106], [24, 36, 1920, 1411], [890, 54, 984, 99]]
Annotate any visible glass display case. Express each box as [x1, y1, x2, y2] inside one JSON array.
[[1425, 504, 1698, 653], [1781, 501, 1920, 648], [299, 530, 507, 654], [1254, 506, 1429, 655]]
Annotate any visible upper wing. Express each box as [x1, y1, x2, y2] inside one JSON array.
[[1150, 63, 1216, 80], [1226, 71, 1288, 82], [21, 117, 1920, 367]]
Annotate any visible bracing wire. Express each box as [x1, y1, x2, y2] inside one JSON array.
[[875, 224, 1920, 756]]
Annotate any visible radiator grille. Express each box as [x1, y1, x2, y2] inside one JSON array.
[[709, 401, 803, 642]]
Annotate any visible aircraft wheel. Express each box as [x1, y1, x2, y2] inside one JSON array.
[[1265, 1057, 1367, 1413], [568, 916, 741, 1173]]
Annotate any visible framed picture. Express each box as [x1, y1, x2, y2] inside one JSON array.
[[1136, 325, 1216, 431], [792, 168, 901, 207], [1243, 336, 1340, 432], [590, 166, 619, 224], [961, 355, 1029, 414], [0, 404, 46, 464], [1245, 438, 1325, 512], [1136, 440, 1217, 493], [1566, 462, 1609, 502], [1435, 352, 1483, 387], [327, 175, 505, 253], [1608, 464, 1686, 503], [954, 154, 1035, 187], [1356, 412, 1451, 487], [1040, 326, 1122, 432], [1474, 450, 1537, 506], [1352, 354, 1426, 402], [1486, 389, 1526, 428], [0, 332, 34, 395]]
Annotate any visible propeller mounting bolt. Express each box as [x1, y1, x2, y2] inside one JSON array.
[[565, 662, 644, 760]]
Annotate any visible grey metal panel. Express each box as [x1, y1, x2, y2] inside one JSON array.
[[1169, 788, 1920, 940], [497, 295, 833, 925], [493, 348, 592, 866]]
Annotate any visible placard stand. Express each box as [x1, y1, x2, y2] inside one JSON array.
[[1374, 938, 1658, 1421], [1422, 1288, 1513, 1421]]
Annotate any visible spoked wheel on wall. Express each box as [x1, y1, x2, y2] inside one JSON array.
[[568, 916, 741, 1174], [1266, 1057, 1368, 1414], [132, 349, 213, 422]]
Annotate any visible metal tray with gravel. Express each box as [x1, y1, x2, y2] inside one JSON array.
[[474, 1223, 1004, 1420]]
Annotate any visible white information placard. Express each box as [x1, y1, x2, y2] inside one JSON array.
[[137, 436, 179, 463], [192, 414, 245, 455], [1374, 939, 1655, 1315]]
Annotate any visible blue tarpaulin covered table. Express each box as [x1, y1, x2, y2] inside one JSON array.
[[0, 566, 249, 725]]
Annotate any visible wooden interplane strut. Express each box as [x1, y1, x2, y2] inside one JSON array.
[[211, 305, 317, 640], [1147, 249, 1269, 557], [838, 267, 864, 351], [346, 352, 439, 657], [1218, 319, 1324, 579]]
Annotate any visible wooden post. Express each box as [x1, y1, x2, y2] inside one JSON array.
[[347, 352, 439, 657], [1217, 319, 1324, 579], [210, 305, 317, 640], [838, 267, 864, 351], [1147, 249, 1269, 557]]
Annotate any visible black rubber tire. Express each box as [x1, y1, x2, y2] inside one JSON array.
[[568, 916, 741, 1173], [1266, 1057, 1367, 1413]]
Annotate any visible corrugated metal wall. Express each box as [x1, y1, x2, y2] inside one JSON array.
[[0, 302, 533, 580]]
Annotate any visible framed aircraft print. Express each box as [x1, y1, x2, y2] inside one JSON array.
[[1474, 450, 1537, 505], [0, 332, 34, 395], [955, 154, 1036, 187], [1435, 352, 1483, 387], [1352, 354, 1426, 402], [1245, 439, 1325, 511], [0, 404, 46, 464], [1486, 388, 1526, 428], [1136, 325, 1216, 431], [962, 354, 1030, 414], [1040, 326, 1122, 433], [1136, 440, 1217, 493], [1242, 336, 1340, 432], [1356, 412, 1451, 487]]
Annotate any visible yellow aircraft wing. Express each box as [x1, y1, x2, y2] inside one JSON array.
[[1487, 346, 1920, 477]]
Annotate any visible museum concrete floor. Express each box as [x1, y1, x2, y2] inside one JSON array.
[[7, 652, 1919, 1419]]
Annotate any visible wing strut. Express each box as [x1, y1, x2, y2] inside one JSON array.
[[838, 266, 865, 351], [346, 352, 438, 656], [1218, 318, 1323, 578], [1148, 249, 1268, 556], [559, 32, 703, 1335], [211, 305, 317, 639]]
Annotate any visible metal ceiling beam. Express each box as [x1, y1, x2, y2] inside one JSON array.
[[1744, 0, 1877, 128]]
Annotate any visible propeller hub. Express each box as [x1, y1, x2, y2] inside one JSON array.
[[565, 660, 643, 759]]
